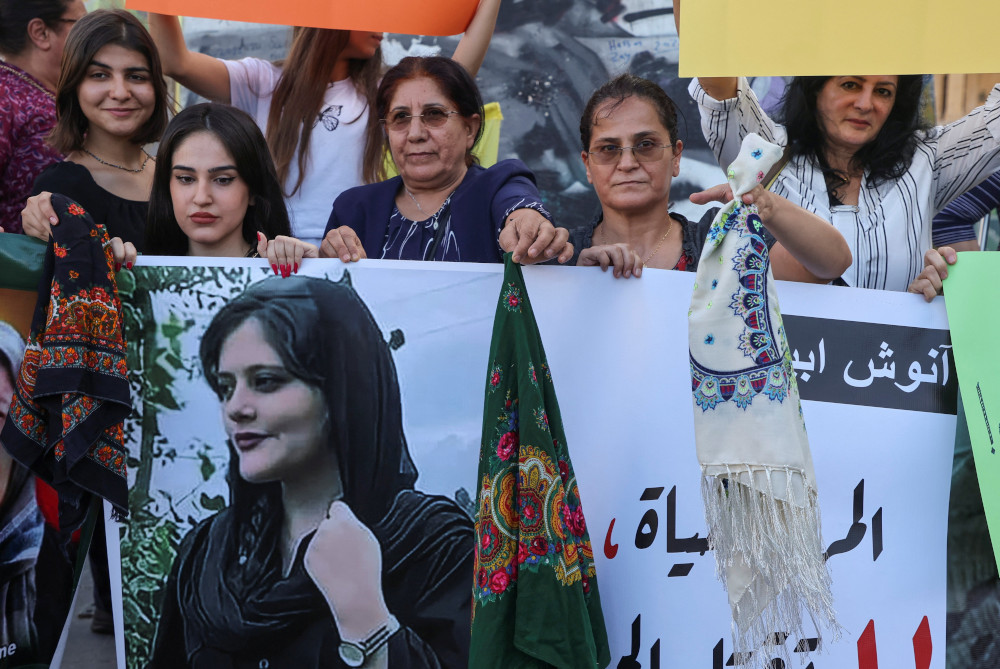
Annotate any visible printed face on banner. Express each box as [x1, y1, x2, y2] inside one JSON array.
[[117, 260, 957, 669], [121, 263, 485, 668], [215, 318, 331, 485]]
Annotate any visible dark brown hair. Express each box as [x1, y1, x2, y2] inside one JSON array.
[[48, 9, 168, 154], [0, 0, 72, 57], [145, 103, 291, 256], [370, 56, 484, 181], [266, 28, 382, 195], [779, 75, 927, 187], [580, 73, 680, 151]]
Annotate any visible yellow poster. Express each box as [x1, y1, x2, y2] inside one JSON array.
[[681, 0, 1000, 77]]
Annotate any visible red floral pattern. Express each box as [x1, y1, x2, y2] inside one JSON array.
[[0, 194, 131, 517]]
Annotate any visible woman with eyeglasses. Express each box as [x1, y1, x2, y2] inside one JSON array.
[[0, 0, 85, 234], [148, 1, 500, 248], [320, 56, 573, 264], [573, 74, 851, 279]]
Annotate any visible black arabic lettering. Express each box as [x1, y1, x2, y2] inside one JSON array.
[[825, 479, 883, 561], [617, 614, 642, 668], [634, 487, 663, 550], [666, 486, 708, 576]]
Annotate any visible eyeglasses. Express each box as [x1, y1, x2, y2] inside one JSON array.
[[587, 140, 670, 165], [381, 109, 461, 132]]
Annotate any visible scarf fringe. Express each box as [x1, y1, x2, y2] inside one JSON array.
[[701, 465, 840, 666]]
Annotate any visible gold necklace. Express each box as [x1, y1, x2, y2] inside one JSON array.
[[0, 62, 53, 99], [598, 216, 674, 266], [640, 218, 674, 266]]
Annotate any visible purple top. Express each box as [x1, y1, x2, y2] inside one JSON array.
[[0, 62, 62, 234]]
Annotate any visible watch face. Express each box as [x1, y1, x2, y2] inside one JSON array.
[[338, 643, 365, 667]]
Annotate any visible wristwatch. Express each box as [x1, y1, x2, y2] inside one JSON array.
[[338, 614, 400, 667]]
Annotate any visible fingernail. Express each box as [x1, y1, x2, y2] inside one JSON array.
[[50, 216, 58, 224], [545, 248, 555, 257], [529, 248, 539, 257], [114, 263, 121, 271], [351, 254, 359, 262], [341, 254, 350, 263], [271, 264, 279, 275], [293, 262, 298, 274], [126, 261, 133, 269]]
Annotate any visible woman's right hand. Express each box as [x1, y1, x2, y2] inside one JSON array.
[[578, 243, 644, 278], [257, 233, 319, 276], [21, 192, 59, 241], [304, 501, 391, 642], [147, 13, 231, 103], [319, 226, 367, 263]]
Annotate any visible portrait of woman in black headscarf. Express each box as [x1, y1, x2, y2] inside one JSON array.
[[148, 274, 474, 669]]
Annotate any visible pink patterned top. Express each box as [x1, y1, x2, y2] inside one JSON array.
[[0, 62, 62, 234]]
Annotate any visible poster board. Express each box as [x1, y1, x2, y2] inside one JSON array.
[[116, 259, 955, 668]]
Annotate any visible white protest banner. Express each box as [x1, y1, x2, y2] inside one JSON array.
[[113, 259, 953, 668]]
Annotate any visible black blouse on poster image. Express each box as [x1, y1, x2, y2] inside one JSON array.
[[148, 275, 474, 669]]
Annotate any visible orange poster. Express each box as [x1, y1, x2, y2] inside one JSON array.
[[125, 0, 480, 36]]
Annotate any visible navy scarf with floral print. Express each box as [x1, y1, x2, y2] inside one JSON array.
[[0, 194, 130, 529]]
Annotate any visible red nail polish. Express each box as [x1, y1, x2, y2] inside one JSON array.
[[114, 263, 121, 271], [272, 264, 279, 275], [293, 262, 299, 274], [126, 261, 133, 269]]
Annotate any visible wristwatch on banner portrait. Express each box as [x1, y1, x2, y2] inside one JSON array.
[[338, 614, 401, 667]]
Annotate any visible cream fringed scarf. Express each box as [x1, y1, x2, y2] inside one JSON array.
[[688, 133, 838, 665]]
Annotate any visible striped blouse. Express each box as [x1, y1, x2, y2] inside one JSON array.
[[933, 169, 1000, 248], [689, 78, 1000, 291]]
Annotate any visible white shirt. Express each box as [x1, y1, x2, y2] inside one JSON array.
[[226, 58, 368, 246], [689, 77, 1000, 291]]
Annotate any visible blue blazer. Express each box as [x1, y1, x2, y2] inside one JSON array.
[[323, 159, 550, 263]]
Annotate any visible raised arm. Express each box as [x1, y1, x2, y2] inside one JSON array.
[[931, 84, 1000, 212], [672, 0, 737, 101], [147, 13, 232, 103], [450, 0, 501, 77], [691, 184, 852, 282]]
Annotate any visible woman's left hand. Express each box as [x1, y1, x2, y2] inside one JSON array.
[[907, 246, 958, 302], [499, 209, 574, 264], [257, 233, 319, 277], [108, 237, 137, 272], [304, 501, 391, 641]]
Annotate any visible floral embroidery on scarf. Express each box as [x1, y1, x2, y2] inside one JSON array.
[[488, 364, 502, 393], [502, 283, 522, 312], [691, 207, 792, 412], [474, 391, 597, 604]]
